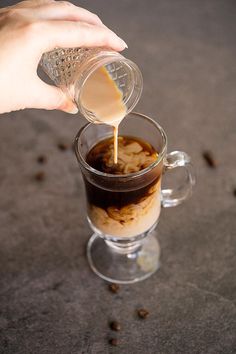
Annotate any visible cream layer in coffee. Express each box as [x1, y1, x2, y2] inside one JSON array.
[[85, 136, 161, 238], [88, 180, 161, 238]]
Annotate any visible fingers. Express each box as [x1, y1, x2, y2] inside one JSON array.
[[37, 3, 104, 25], [40, 20, 127, 52], [18, 1, 105, 27], [14, 0, 55, 9], [2, 1, 127, 51], [30, 79, 78, 113]]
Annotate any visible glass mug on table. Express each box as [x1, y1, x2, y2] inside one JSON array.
[[74, 112, 195, 284]]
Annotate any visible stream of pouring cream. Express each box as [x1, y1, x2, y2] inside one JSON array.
[[80, 66, 127, 164]]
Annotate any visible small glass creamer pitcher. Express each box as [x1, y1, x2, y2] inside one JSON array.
[[40, 47, 143, 123]]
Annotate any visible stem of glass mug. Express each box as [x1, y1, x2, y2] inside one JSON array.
[[105, 238, 143, 255]]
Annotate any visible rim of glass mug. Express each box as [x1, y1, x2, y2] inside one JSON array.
[[74, 53, 143, 124], [74, 112, 167, 179]]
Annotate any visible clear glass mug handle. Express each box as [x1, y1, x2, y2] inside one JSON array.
[[161, 151, 195, 208]]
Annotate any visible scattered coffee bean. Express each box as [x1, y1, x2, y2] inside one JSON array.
[[233, 188, 236, 197], [52, 281, 62, 291], [37, 155, 47, 164], [110, 321, 121, 331], [57, 142, 68, 151], [34, 171, 45, 182], [41, 310, 49, 315], [202, 151, 217, 168], [108, 283, 120, 294], [109, 338, 119, 346], [137, 308, 149, 319]]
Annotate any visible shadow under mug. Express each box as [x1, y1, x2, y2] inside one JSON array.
[[74, 112, 195, 283]]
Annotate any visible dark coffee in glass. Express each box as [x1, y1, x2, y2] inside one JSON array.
[[85, 136, 161, 238]]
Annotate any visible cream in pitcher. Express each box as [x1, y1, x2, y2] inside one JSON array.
[[80, 66, 127, 163]]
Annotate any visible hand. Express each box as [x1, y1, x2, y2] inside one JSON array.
[[0, 0, 127, 114]]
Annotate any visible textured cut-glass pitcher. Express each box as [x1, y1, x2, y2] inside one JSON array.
[[40, 47, 143, 122]]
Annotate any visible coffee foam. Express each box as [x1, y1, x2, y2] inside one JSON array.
[[87, 136, 158, 175]]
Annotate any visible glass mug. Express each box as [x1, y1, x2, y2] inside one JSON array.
[[74, 112, 195, 283]]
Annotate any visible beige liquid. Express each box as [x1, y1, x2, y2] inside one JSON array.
[[80, 66, 127, 164]]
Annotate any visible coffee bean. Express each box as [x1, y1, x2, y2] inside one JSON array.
[[34, 171, 45, 182], [108, 283, 120, 294], [202, 151, 217, 168], [41, 310, 49, 315], [52, 281, 62, 291], [57, 142, 69, 151], [233, 188, 236, 197], [110, 321, 121, 331], [37, 155, 47, 164], [137, 308, 149, 319], [109, 338, 119, 346]]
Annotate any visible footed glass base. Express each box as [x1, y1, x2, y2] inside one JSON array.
[[87, 231, 161, 284]]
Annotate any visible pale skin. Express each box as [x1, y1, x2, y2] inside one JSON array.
[[0, 0, 127, 114]]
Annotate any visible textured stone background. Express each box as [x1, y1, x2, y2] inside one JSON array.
[[0, 0, 236, 353]]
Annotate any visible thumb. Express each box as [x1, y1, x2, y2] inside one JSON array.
[[30, 80, 79, 114]]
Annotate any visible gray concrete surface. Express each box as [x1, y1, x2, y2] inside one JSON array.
[[0, 0, 236, 353]]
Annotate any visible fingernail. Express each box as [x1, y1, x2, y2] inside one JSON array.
[[117, 36, 128, 48], [68, 106, 79, 114], [63, 105, 78, 114], [118, 37, 128, 49]]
